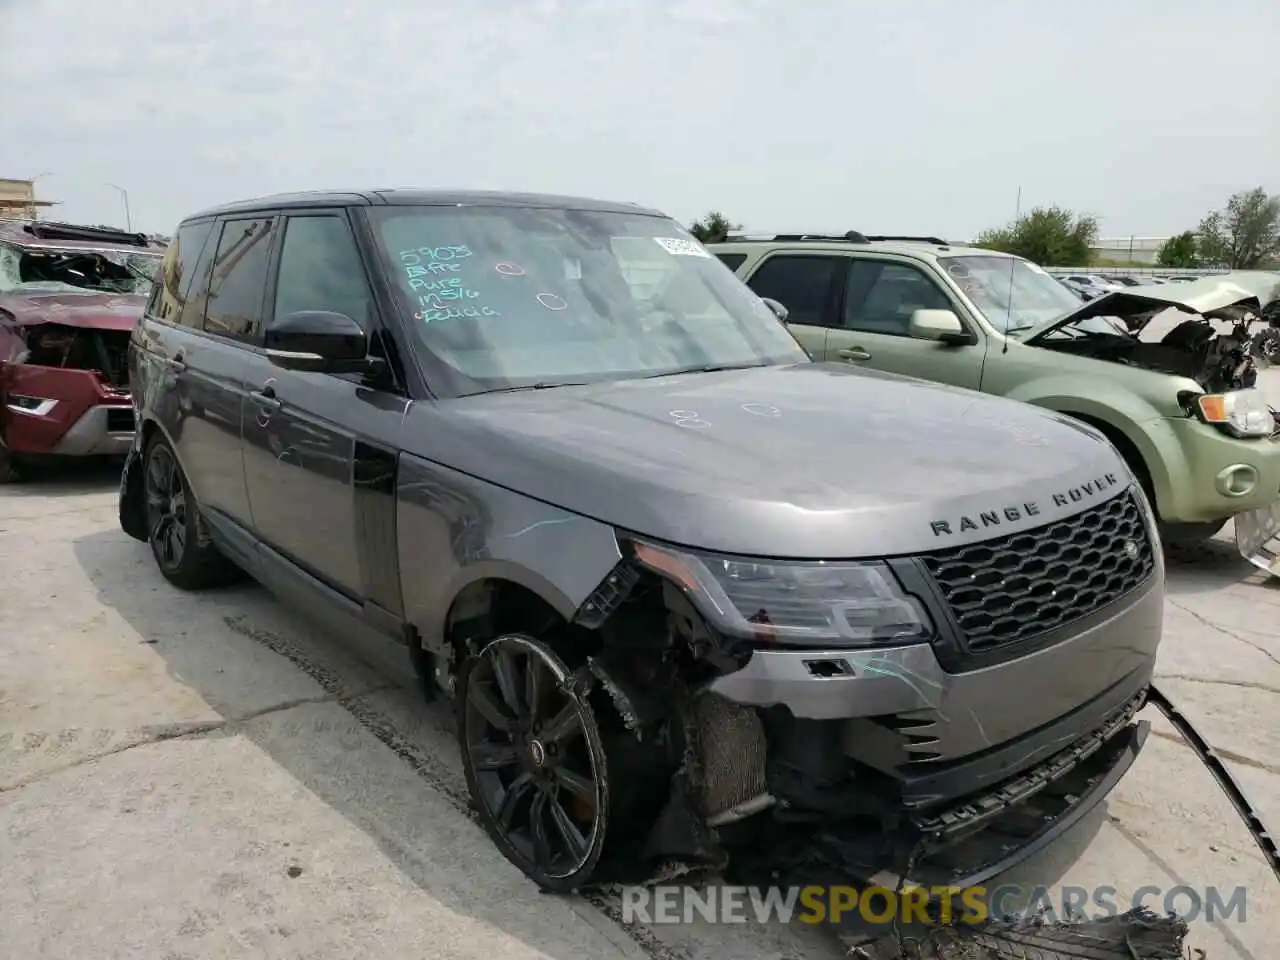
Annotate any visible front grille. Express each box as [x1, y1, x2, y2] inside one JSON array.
[[919, 490, 1154, 654], [106, 407, 135, 433]]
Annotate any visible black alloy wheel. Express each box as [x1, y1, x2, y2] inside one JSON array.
[[458, 634, 608, 891], [145, 439, 188, 572], [141, 434, 236, 590]]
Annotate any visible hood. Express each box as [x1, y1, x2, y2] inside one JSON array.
[[0, 290, 146, 332], [423, 363, 1131, 558], [1022, 274, 1275, 344]]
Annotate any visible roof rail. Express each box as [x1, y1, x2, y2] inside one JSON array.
[[22, 221, 152, 248], [862, 234, 951, 245], [723, 231, 870, 244]]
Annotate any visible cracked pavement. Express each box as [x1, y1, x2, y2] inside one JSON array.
[[2, 378, 1279, 959]]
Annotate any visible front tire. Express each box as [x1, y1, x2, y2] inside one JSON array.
[[143, 434, 236, 590], [1159, 517, 1228, 546], [457, 634, 608, 892]]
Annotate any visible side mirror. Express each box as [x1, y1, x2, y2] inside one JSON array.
[[760, 297, 789, 322], [265, 311, 372, 373], [909, 308, 974, 346]]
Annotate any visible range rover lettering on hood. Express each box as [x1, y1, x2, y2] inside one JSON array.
[[930, 471, 1122, 537]]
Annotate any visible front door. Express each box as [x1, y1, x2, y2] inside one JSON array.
[[241, 210, 404, 610], [824, 257, 987, 391], [740, 253, 845, 358]]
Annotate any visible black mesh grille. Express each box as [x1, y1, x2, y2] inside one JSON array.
[[919, 490, 1154, 654]]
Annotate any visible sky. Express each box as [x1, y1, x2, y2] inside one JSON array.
[[2, 0, 1277, 239]]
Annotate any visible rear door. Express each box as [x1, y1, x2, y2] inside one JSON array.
[[739, 253, 844, 357], [824, 257, 987, 390], [135, 215, 259, 526], [241, 208, 405, 615]]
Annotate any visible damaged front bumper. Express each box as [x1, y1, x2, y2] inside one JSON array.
[[1235, 499, 1280, 576]]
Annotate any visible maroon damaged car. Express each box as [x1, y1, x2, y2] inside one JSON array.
[[0, 219, 164, 480]]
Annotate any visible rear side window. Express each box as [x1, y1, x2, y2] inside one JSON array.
[[203, 217, 275, 340], [271, 216, 373, 330], [150, 220, 214, 323], [714, 252, 746, 272], [744, 255, 840, 327]]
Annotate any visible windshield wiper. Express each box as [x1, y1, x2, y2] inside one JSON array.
[[1005, 325, 1035, 334], [480, 381, 591, 395], [639, 361, 771, 379]]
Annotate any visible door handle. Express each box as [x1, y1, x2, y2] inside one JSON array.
[[837, 347, 872, 361], [167, 351, 186, 372], [249, 384, 282, 411]]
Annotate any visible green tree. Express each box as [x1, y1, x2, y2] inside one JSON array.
[[689, 211, 740, 243], [974, 206, 1099, 266], [1195, 187, 1280, 268], [1156, 230, 1198, 268]]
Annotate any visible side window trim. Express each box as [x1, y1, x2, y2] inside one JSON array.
[[745, 252, 844, 329], [837, 255, 980, 340]]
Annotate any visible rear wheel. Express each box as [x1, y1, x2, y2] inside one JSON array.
[[143, 434, 237, 589], [458, 634, 608, 892]]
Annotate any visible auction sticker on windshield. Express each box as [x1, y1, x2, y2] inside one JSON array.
[[655, 237, 711, 258]]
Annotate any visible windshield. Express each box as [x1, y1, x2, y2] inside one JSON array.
[[940, 255, 1082, 334], [0, 243, 161, 297], [369, 205, 809, 396]]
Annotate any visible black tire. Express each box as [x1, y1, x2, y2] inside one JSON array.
[[457, 634, 608, 892], [142, 433, 237, 590], [1158, 517, 1228, 546]]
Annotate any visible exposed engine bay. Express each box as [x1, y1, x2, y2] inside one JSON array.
[[1, 321, 132, 386], [1032, 297, 1267, 393]]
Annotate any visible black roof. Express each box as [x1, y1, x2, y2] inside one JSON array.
[[187, 189, 667, 223]]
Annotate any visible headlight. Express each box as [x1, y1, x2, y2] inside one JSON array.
[[628, 540, 933, 646], [1196, 389, 1273, 438]]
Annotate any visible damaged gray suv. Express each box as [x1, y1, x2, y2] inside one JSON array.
[[119, 190, 1163, 895]]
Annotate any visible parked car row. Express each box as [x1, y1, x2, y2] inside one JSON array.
[[1055, 272, 1204, 301]]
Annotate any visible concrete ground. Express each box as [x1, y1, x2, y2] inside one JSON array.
[[3, 417, 1279, 957]]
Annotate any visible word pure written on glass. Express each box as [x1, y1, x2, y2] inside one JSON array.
[[399, 244, 499, 322]]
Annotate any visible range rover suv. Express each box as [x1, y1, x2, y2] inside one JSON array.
[[119, 190, 1163, 898]]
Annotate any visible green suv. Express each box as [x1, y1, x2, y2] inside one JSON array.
[[709, 232, 1280, 543]]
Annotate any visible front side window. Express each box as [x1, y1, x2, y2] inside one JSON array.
[[940, 255, 1081, 335], [367, 205, 808, 397], [203, 217, 274, 339], [271, 216, 373, 329], [842, 260, 952, 336], [744, 255, 840, 327]]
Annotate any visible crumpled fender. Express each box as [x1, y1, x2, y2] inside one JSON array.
[[396, 451, 623, 659]]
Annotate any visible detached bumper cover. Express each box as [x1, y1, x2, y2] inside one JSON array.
[[1236, 499, 1280, 577]]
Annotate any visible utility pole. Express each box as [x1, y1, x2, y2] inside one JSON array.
[[106, 183, 132, 231]]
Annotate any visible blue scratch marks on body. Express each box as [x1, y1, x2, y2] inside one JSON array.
[[967, 707, 991, 746], [500, 517, 578, 540], [855, 654, 947, 720]]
